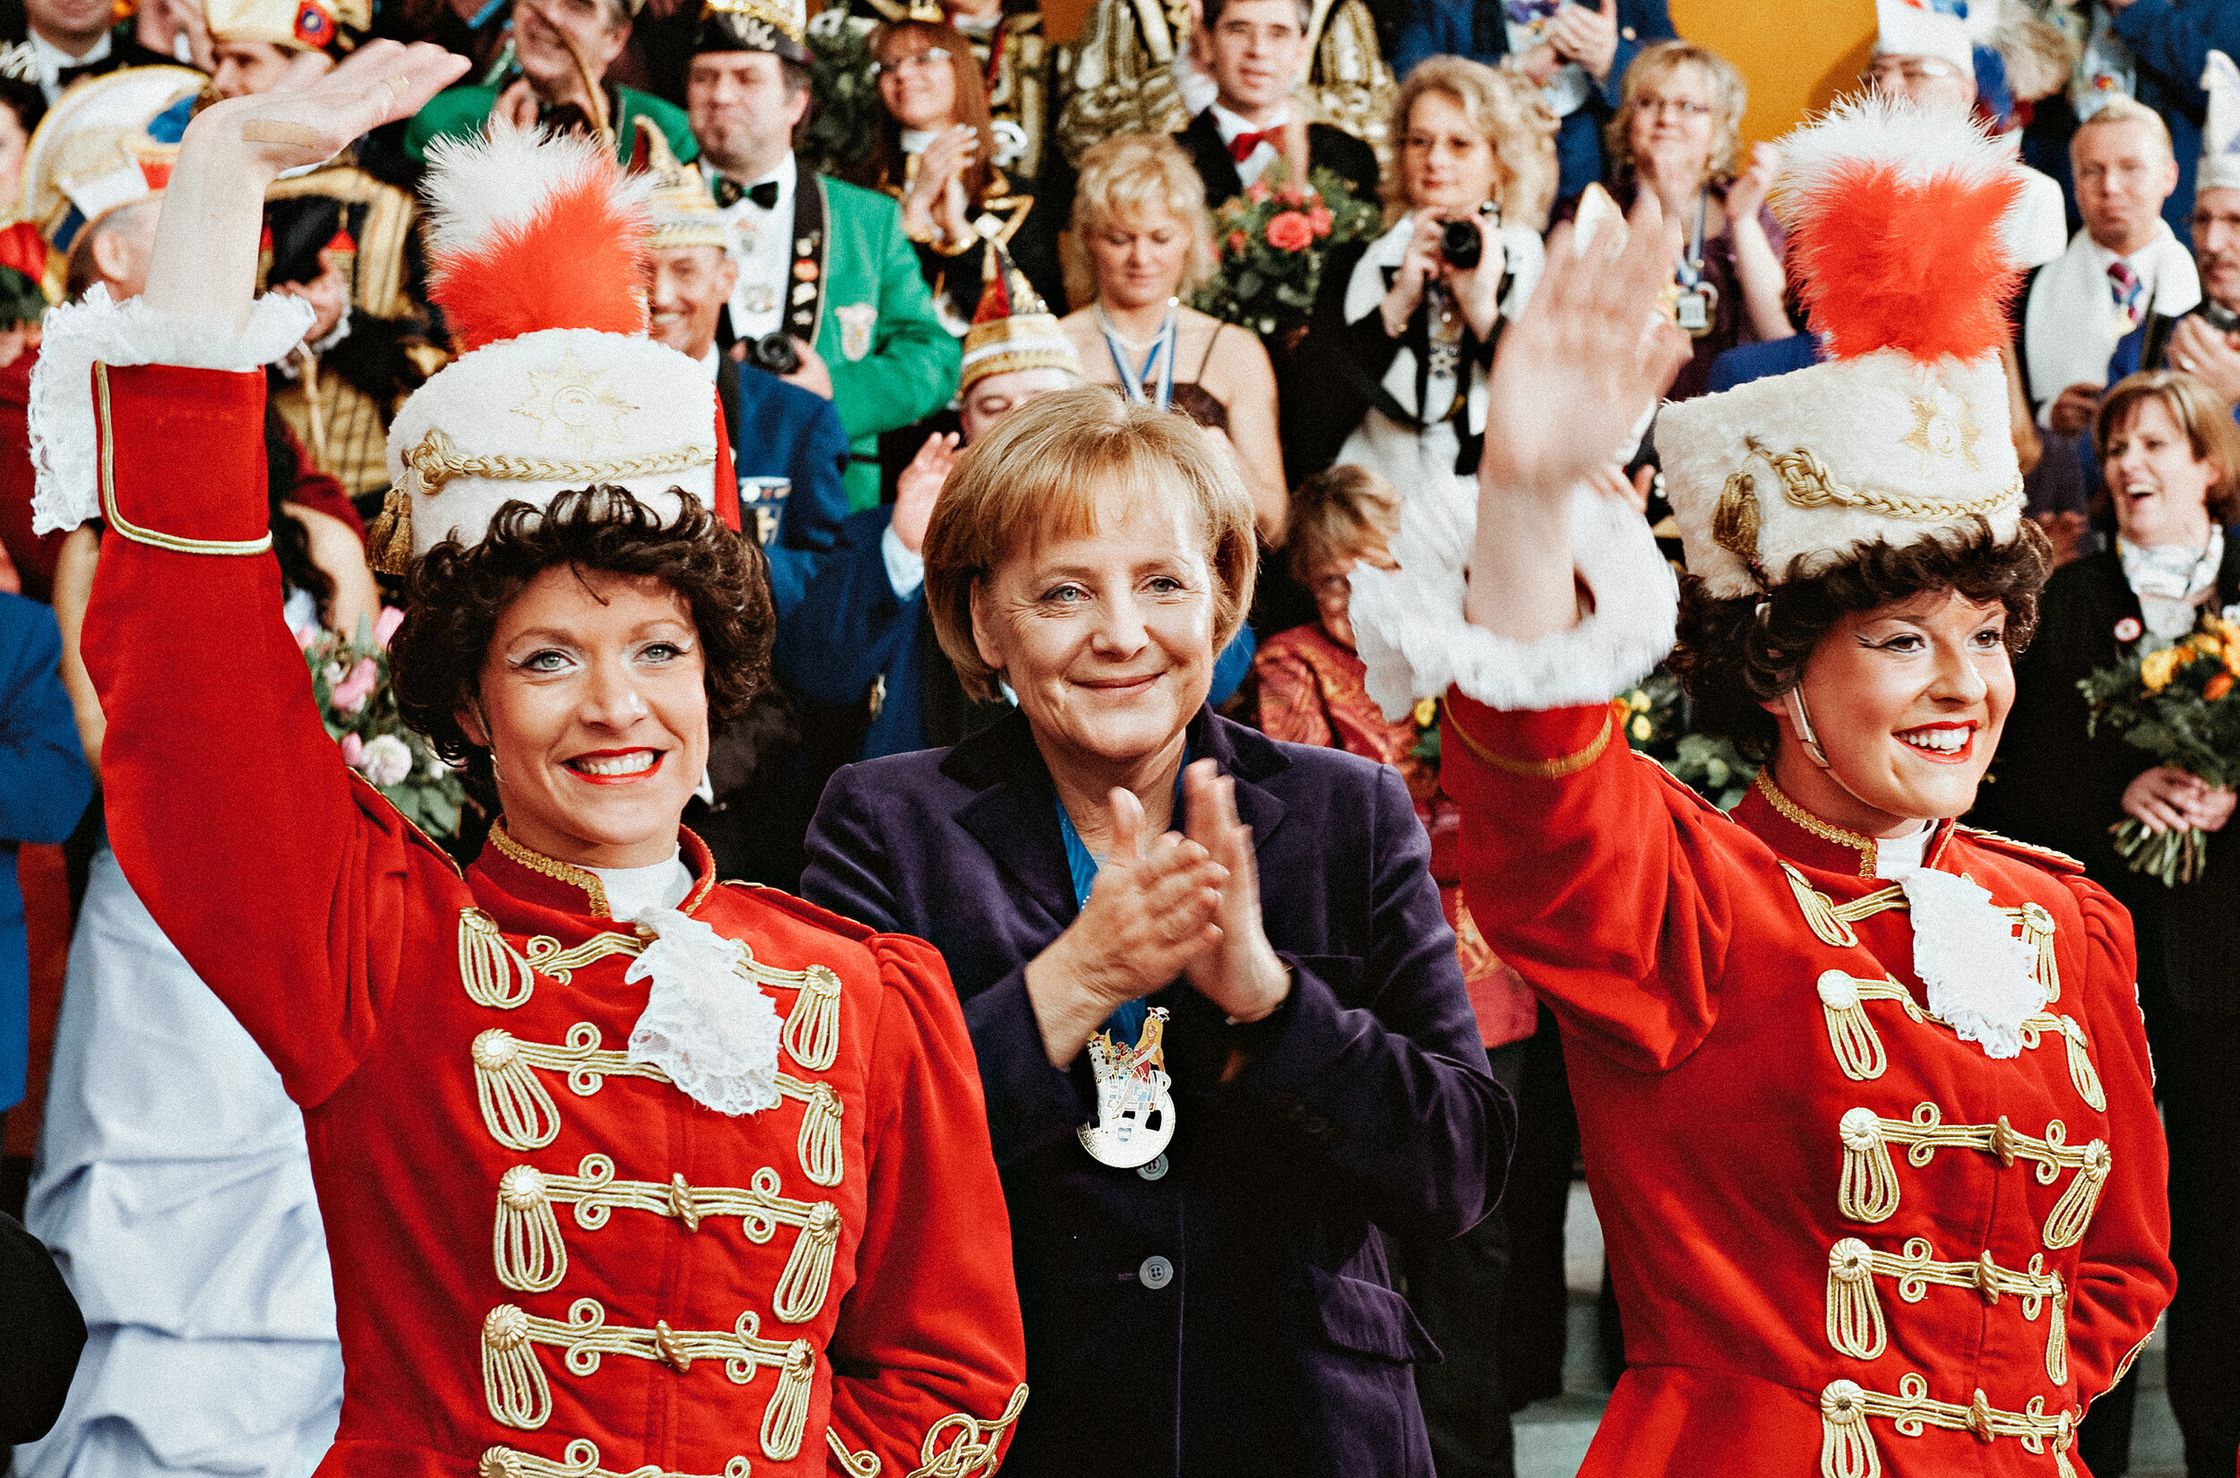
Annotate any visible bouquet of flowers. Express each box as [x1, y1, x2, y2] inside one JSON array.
[[1617, 671, 1757, 811], [298, 606, 471, 844], [1193, 163, 1380, 339], [2078, 609, 2240, 887]]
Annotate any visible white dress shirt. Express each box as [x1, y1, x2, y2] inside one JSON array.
[[717, 152, 799, 343], [31, 28, 109, 103], [1210, 101, 1288, 189]]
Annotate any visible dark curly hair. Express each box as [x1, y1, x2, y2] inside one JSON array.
[[391, 488, 772, 810], [1670, 521, 2052, 761]]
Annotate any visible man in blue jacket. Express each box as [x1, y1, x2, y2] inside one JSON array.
[[0, 592, 93, 1121], [1392, 0, 1674, 201]]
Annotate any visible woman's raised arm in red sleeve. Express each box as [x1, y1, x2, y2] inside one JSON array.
[[32, 44, 469, 1106]]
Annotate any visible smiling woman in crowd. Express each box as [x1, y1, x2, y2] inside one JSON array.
[[802, 385, 1508, 1478]]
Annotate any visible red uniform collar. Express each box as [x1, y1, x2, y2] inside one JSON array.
[[1733, 769, 1957, 882], [471, 818, 720, 920]]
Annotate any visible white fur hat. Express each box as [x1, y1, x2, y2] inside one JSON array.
[[372, 122, 725, 572], [1661, 94, 2029, 599], [2201, 51, 2240, 197]]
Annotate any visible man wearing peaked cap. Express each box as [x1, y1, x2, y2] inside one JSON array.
[[687, 0, 960, 511], [26, 39, 1029, 1478], [404, 0, 698, 165], [1350, 92, 2173, 1478]]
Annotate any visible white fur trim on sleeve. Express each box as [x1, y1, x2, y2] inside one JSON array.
[[30, 287, 315, 535], [1350, 476, 1678, 721]]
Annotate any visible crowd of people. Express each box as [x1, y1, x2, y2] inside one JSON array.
[[1, 0, 2239, 1476]]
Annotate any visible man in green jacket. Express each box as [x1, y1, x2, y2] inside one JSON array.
[[688, 0, 958, 510], [403, 0, 698, 164]]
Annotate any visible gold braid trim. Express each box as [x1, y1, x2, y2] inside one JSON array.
[[1819, 1377, 2076, 1478], [95, 364, 273, 557], [403, 428, 712, 496], [1825, 1236, 2068, 1383], [1836, 1103, 2110, 1249], [1746, 436, 2025, 522], [493, 1155, 841, 1322], [488, 823, 612, 916], [477, 1441, 750, 1478], [1755, 771, 1881, 879], [1814, 971, 1923, 1083], [469, 1023, 845, 1185], [826, 1433, 880, 1478], [481, 1299, 815, 1458], [908, 1385, 1030, 1478], [461, 908, 538, 1010], [1441, 699, 1615, 779]]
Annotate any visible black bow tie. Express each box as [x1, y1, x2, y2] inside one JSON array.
[[714, 174, 781, 211], [53, 59, 100, 90]]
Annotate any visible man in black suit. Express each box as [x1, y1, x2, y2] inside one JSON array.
[[1173, 0, 1377, 210], [8, 0, 178, 103]]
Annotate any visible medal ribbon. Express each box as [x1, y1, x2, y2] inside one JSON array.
[[1676, 190, 1708, 290], [1097, 304, 1177, 412]]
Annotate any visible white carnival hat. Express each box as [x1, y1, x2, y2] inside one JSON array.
[[1661, 92, 2029, 599], [372, 122, 731, 573], [1874, 0, 1976, 78], [2201, 51, 2240, 197]]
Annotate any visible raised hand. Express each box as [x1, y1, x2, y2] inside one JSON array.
[[892, 431, 960, 555], [1477, 190, 1690, 506], [1549, 0, 1620, 81], [205, 40, 467, 176], [1181, 760, 1289, 1024]]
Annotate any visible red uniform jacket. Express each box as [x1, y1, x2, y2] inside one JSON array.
[[1441, 696, 2174, 1478], [78, 362, 1028, 1478]]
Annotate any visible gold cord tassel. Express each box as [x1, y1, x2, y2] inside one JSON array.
[[798, 1083, 843, 1187], [1819, 1382, 1882, 1478], [2043, 1144, 2110, 1250], [460, 909, 535, 1010], [772, 1202, 842, 1324], [2015, 903, 2060, 1002], [782, 966, 843, 1071], [1838, 1109, 1901, 1224], [368, 484, 415, 577], [481, 1305, 552, 1430], [1825, 1239, 1888, 1359], [759, 1340, 817, 1461], [2058, 1017, 2105, 1111], [493, 1166, 567, 1293], [2046, 1278, 2069, 1386], [474, 1030, 561, 1151], [1785, 865, 1858, 947], [1818, 974, 1887, 1082]]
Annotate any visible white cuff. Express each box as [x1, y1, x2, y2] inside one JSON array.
[[881, 522, 926, 600], [1350, 476, 1678, 720], [275, 305, 353, 379], [30, 287, 316, 535]]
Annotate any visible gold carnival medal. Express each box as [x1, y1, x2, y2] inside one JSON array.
[[1078, 1006, 1175, 1168]]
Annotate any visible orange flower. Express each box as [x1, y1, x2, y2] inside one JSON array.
[[1265, 211, 1314, 252], [2209, 672, 2235, 702]]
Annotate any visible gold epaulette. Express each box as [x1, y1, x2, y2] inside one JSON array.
[[1952, 826, 2086, 876]]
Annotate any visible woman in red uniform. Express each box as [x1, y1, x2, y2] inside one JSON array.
[[26, 42, 1027, 1478], [1350, 96, 2175, 1476]]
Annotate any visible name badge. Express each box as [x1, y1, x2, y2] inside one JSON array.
[[1674, 282, 1718, 337], [741, 475, 791, 547]]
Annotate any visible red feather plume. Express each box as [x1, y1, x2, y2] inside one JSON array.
[[427, 168, 650, 354]]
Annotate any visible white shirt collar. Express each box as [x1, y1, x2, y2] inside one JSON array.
[[30, 27, 106, 85], [2087, 222, 2173, 296], [586, 850, 693, 919], [722, 151, 798, 213], [1871, 823, 1933, 879], [900, 127, 941, 155], [699, 346, 721, 380], [1210, 100, 1287, 144]]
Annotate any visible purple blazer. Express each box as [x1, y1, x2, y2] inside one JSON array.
[[802, 706, 1509, 1478]]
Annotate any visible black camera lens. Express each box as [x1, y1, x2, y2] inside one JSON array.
[[1440, 217, 1482, 271], [751, 332, 801, 377]]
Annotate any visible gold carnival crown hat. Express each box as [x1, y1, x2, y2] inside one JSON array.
[[634, 117, 727, 250], [695, 0, 809, 64], [959, 252, 1079, 394], [1660, 93, 2030, 598], [374, 121, 729, 573], [203, 0, 371, 55]]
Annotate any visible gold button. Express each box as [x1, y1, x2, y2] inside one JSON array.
[[473, 1028, 519, 1070], [498, 1166, 547, 1209], [484, 1304, 530, 1350]]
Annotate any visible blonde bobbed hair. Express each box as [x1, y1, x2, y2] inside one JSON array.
[[1064, 132, 1218, 308], [1390, 56, 1559, 233], [1608, 41, 1749, 186], [924, 386, 1259, 702]]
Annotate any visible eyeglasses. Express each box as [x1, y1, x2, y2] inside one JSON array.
[[872, 47, 951, 75], [1636, 96, 1713, 120]]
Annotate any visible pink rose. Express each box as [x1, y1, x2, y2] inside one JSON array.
[[1265, 211, 1314, 252], [1277, 185, 1307, 207], [332, 657, 379, 714], [1227, 229, 1248, 255], [373, 605, 405, 647], [1245, 180, 1271, 204], [338, 732, 366, 768], [291, 621, 322, 651], [1308, 204, 1333, 236]]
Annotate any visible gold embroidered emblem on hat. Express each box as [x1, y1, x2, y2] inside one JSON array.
[[1901, 389, 1983, 470], [512, 353, 639, 453]]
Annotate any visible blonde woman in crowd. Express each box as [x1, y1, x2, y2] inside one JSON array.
[[1289, 57, 1555, 494], [1591, 39, 1789, 400], [1060, 132, 1288, 543]]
